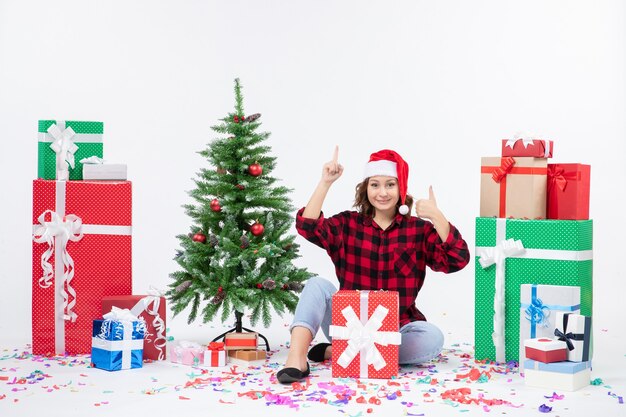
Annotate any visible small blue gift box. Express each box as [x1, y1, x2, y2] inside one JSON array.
[[91, 318, 145, 371]]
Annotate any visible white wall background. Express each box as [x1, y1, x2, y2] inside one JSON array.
[[0, 1, 624, 347]]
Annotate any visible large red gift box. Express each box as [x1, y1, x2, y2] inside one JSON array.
[[329, 290, 401, 379], [501, 138, 554, 158], [547, 163, 591, 220], [32, 179, 132, 355], [102, 295, 167, 360]]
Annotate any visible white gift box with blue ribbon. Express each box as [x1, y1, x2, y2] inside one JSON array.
[[519, 284, 580, 370], [524, 359, 591, 391], [91, 307, 146, 371]]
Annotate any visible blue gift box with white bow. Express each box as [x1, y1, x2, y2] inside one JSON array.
[[91, 316, 145, 371]]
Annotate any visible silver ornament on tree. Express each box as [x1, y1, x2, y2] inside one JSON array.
[[210, 234, 219, 247], [240, 233, 250, 249]]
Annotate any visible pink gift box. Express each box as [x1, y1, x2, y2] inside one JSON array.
[[169, 341, 204, 366]]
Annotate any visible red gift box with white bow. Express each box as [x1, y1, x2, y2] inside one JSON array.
[[501, 138, 554, 158], [329, 290, 401, 379], [32, 179, 132, 355]]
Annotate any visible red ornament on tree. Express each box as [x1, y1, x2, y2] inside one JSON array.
[[210, 198, 221, 212], [250, 222, 265, 236], [256, 283, 263, 289], [218, 286, 223, 292], [248, 162, 263, 177], [233, 115, 241, 123], [236, 184, 245, 190], [192, 232, 207, 243]]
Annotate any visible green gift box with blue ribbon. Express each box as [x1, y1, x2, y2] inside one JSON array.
[[38, 120, 104, 180], [474, 217, 592, 363]]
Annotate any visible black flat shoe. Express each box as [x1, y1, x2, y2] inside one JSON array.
[[307, 342, 331, 362], [276, 362, 310, 384]]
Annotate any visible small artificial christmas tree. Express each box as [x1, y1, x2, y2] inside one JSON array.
[[168, 78, 312, 330]]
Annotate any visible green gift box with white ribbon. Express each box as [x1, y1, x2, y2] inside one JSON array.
[[38, 120, 104, 180], [474, 217, 592, 363]]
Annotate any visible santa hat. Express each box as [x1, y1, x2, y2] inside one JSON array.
[[363, 149, 410, 215]]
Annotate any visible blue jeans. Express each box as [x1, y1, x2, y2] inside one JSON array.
[[290, 276, 444, 365]]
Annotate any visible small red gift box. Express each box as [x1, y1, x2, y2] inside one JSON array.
[[32, 180, 132, 355], [102, 295, 167, 360], [329, 290, 401, 379], [524, 338, 568, 363], [547, 164, 591, 220], [502, 138, 554, 158]]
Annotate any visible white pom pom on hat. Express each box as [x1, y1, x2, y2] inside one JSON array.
[[364, 149, 409, 215]]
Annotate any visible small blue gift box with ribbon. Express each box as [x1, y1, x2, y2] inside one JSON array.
[[91, 307, 145, 371]]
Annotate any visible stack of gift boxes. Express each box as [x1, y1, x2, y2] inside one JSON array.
[[474, 136, 592, 391], [167, 332, 266, 367], [32, 119, 168, 371]]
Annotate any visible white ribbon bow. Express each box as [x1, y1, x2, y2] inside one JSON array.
[[104, 306, 139, 322], [330, 305, 402, 372], [504, 133, 539, 149], [477, 238, 525, 363], [47, 124, 78, 179], [130, 287, 167, 360], [32, 210, 83, 322], [80, 156, 105, 164]]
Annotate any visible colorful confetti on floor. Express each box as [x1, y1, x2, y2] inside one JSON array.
[[1, 337, 624, 417]]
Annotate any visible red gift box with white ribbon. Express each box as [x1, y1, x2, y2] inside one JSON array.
[[329, 290, 401, 379], [102, 294, 167, 360], [32, 179, 132, 355], [501, 137, 554, 158]]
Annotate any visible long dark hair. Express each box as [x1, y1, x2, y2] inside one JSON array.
[[353, 178, 413, 219]]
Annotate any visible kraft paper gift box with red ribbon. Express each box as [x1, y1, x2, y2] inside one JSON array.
[[523, 338, 568, 363], [554, 312, 592, 362], [37, 120, 104, 181], [204, 342, 227, 367], [227, 349, 267, 361], [518, 284, 581, 370], [523, 359, 591, 391], [169, 341, 204, 366], [501, 137, 554, 158], [32, 179, 132, 355], [547, 164, 591, 220], [224, 332, 258, 351], [329, 290, 402, 379], [480, 157, 548, 219], [91, 307, 145, 371], [474, 217, 592, 363], [102, 294, 167, 360]]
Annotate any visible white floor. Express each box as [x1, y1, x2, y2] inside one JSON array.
[[1, 319, 624, 417]]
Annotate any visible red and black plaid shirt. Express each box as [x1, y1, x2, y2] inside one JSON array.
[[296, 208, 470, 326]]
